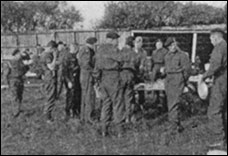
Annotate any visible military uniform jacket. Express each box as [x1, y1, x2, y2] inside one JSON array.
[[164, 50, 191, 79], [41, 51, 56, 81], [121, 46, 141, 73], [62, 53, 80, 83], [204, 40, 227, 79], [152, 47, 168, 64], [5, 58, 29, 80], [78, 46, 95, 72], [96, 43, 122, 71]]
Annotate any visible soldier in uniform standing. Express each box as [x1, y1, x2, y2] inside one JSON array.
[[41, 41, 58, 123], [202, 29, 227, 148], [134, 36, 147, 108], [134, 37, 147, 77], [163, 37, 191, 132], [151, 39, 168, 112], [3, 49, 30, 117], [56, 41, 67, 99], [62, 43, 81, 121], [78, 37, 97, 124], [120, 36, 140, 123], [95, 32, 125, 136]]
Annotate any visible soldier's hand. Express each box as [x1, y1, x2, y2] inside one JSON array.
[[68, 82, 73, 89]]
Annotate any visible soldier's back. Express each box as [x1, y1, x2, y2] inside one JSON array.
[[121, 47, 139, 71], [78, 45, 95, 71], [96, 43, 121, 71]]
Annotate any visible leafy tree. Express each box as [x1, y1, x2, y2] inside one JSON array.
[[99, 1, 181, 29], [180, 2, 224, 26], [99, 1, 226, 29], [1, 1, 83, 33]]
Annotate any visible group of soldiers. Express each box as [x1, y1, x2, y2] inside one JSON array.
[[2, 29, 227, 148]]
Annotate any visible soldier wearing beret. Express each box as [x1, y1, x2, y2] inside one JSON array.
[[62, 43, 81, 121], [163, 37, 191, 132], [203, 28, 227, 148], [120, 36, 142, 123], [56, 41, 68, 99], [78, 37, 97, 124], [41, 41, 58, 123], [95, 32, 125, 136], [3, 48, 30, 117]]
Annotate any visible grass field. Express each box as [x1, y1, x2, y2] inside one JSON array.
[[1, 87, 227, 155]]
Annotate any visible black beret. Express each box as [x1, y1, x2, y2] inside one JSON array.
[[126, 36, 135, 47], [21, 51, 31, 60], [106, 31, 120, 39], [47, 40, 58, 48], [86, 37, 98, 44], [58, 41, 64, 45], [211, 28, 225, 36], [155, 38, 164, 44], [164, 37, 176, 47], [12, 48, 20, 56]]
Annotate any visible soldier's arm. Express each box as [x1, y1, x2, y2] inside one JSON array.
[[151, 50, 156, 62], [180, 53, 191, 79], [204, 48, 223, 79]]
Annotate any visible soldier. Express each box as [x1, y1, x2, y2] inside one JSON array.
[[3, 49, 30, 117], [134, 36, 147, 107], [151, 39, 168, 113], [95, 31, 125, 136], [151, 39, 168, 82], [202, 29, 227, 148], [120, 36, 140, 123], [134, 36, 147, 76], [78, 37, 97, 124], [62, 43, 81, 121], [56, 41, 67, 99], [41, 41, 58, 123], [163, 37, 191, 132]]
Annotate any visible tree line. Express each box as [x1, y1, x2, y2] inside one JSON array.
[[1, 1, 227, 33], [1, 1, 83, 33], [99, 1, 227, 29]]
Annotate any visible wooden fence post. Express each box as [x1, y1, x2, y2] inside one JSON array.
[[74, 32, 76, 44], [16, 34, 20, 49], [35, 32, 39, 46], [95, 30, 98, 51], [192, 33, 198, 63], [54, 31, 57, 42]]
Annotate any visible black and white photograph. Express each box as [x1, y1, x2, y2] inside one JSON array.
[[1, 1, 227, 155]]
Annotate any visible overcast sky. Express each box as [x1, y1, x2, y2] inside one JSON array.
[[68, 1, 227, 29]]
